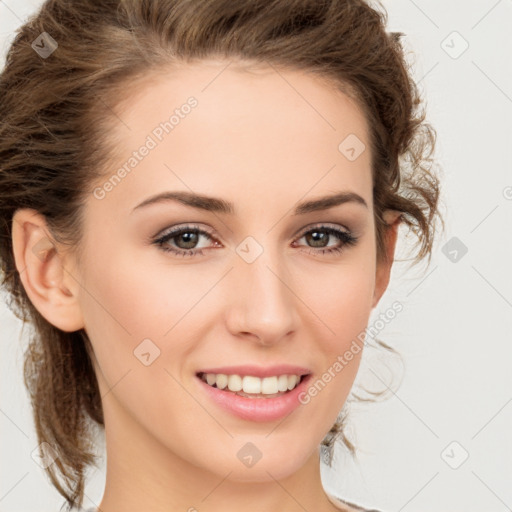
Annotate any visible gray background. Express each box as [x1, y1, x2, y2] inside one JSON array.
[[1, 1, 511, 511]]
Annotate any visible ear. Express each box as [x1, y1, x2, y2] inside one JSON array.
[[11, 208, 85, 332], [372, 210, 402, 309]]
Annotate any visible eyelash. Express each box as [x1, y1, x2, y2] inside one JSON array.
[[152, 224, 359, 258]]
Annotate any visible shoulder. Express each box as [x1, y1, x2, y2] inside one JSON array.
[[325, 491, 385, 512]]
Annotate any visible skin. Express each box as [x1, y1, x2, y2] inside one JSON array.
[[12, 59, 401, 512]]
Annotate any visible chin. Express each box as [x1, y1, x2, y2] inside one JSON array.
[[206, 441, 313, 483]]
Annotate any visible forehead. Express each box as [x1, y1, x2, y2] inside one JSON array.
[[94, 59, 372, 215]]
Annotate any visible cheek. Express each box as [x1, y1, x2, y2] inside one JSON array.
[[80, 247, 210, 339], [294, 250, 376, 405], [77, 250, 208, 432], [296, 270, 373, 438], [77, 245, 221, 406], [296, 251, 376, 344]]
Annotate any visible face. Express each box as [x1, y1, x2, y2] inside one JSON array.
[[62, 60, 395, 483]]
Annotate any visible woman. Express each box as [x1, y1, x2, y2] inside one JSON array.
[[0, 1, 442, 511]]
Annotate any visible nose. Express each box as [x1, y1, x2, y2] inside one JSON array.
[[225, 244, 299, 347]]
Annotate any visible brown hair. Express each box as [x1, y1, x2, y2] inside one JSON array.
[[0, 0, 443, 509]]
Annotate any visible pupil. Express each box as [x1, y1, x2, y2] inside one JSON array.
[[307, 231, 327, 248], [177, 231, 198, 249]]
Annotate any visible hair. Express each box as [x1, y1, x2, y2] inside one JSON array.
[[0, 0, 443, 509]]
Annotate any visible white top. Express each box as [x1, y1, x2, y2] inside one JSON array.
[[325, 491, 384, 511]]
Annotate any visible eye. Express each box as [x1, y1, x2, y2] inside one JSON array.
[[151, 223, 358, 258], [292, 224, 359, 256], [152, 224, 218, 258]]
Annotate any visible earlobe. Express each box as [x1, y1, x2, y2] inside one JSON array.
[[11, 208, 85, 332], [372, 211, 402, 309]]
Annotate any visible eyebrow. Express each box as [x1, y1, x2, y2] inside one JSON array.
[[131, 190, 368, 215]]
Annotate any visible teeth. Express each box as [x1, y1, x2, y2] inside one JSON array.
[[215, 374, 228, 389], [277, 374, 289, 392], [242, 375, 261, 394], [228, 374, 242, 392], [201, 373, 303, 395]]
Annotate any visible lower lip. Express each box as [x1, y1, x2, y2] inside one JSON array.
[[196, 374, 312, 422]]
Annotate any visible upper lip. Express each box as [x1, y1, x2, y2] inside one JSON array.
[[196, 364, 312, 378]]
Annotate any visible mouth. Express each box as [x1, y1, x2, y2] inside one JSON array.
[[195, 371, 310, 399], [195, 370, 313, 421]]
